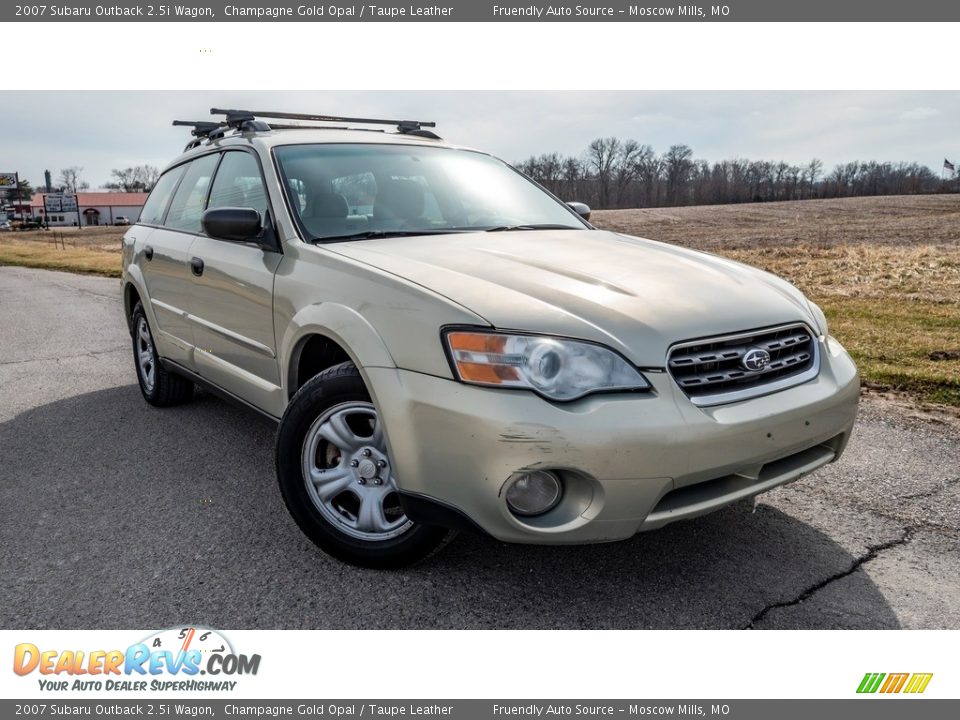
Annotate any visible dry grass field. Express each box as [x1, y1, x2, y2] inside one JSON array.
[[2, 195, 958, 404], [0, 226, 124, 277]]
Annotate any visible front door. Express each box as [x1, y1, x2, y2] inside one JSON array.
[[186, 150, 283, 414]]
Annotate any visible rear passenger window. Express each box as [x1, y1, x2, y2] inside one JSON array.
[[207, 152, 268, 225], [139, 165, 186, 226], [164, 154, 219, 233]]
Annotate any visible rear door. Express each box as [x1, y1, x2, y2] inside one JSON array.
[[135, 161, 193, 366], [186, 149, 283, 414]]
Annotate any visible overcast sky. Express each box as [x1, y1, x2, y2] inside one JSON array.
[[2, 91, 958, 189]]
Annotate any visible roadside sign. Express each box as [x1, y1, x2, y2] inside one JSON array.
[[0, 173, 18, 188], [44, 194, 78, 212]]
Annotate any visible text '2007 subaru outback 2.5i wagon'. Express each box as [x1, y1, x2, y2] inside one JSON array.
[[121, 108, 859, 568]]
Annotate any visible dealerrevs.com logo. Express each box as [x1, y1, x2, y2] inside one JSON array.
[[13, 627, 260, 692]]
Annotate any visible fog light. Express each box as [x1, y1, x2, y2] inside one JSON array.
[[505, 470, 562, 517]]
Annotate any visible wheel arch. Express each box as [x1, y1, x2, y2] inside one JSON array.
[[281, 303, 397, 401], [122, 269, 148, 335]]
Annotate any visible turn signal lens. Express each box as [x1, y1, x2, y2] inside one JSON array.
[[445, 330, 649, 401], [444, 332, 521, 384]]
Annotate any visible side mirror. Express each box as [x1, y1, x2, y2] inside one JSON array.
[[567, 201, 591, 221], [202, 207, 262, 242]]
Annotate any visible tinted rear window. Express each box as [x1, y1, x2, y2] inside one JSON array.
[[139, 165, 186, 226]]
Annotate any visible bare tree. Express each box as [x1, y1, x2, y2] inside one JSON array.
[[805, 158, 823, 199], [664, 144, 694, 205], [107, 168, 137, 193], [587, 137, 620, 209], [106, 165, 161, 193], [612, 140, 646, 207], [538, 153, 563, 188], [59, 167, 87, 194], [561, 156, 585, 201], [635, 148, 662, 206]]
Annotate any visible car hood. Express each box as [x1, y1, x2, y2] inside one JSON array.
[[327, 229, 816, 367]]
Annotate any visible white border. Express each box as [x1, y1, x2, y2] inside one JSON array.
[[2, 18, 958, 704], [2, 629, 955, 699], [4, 22, 959, 91]]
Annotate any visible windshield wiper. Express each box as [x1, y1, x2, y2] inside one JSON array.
[[484, 224, 581, 232], [314, 229, 466, 243], [314, 225, 581, 242]]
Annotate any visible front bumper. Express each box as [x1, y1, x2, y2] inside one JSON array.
[[367, 335, 860, 544]]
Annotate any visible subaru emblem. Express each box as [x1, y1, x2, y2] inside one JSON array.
[[742, 347, 771, 372]]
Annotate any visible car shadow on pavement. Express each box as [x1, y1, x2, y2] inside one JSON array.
[[0, 385, 900, 630]]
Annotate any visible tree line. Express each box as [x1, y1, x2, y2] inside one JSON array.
[[4, 150, 953, 211], [55, 165, 160, 194], [516, 138, 952, 209]]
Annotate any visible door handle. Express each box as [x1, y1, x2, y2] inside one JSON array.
[[143, 245, 153, 261], [190, 257, 205, 277]]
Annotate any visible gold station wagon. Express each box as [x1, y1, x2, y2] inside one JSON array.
[[122, 109, 859, 567]]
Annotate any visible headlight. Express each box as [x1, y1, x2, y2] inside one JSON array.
[[444, 329, 650, 401], [807, 301, 829, 337]]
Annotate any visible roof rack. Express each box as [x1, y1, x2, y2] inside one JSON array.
[[172, 120, 223, 137], [173, 109, 442, 150], [172, 113, 271, 150], [210, 108, 441, 139]]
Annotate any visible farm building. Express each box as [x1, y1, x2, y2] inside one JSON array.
[[27, 192, 148, 226]]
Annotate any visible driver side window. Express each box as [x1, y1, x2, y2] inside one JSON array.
[[164, 154, 219, 233], [207, 151, 268, 226]]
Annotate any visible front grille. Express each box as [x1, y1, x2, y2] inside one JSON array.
[[667, 323, 819, 406]]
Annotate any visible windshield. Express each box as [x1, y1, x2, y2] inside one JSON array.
[[273, 143, 588, 241]]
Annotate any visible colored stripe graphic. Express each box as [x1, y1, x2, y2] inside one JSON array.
[[904, 673, 933, 694], [880, 673, 909, 693], [857, 672, 933, 694], [857, 673, 885, 693]]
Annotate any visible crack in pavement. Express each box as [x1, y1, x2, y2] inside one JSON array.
[[744, 525, 916, 629], [900, 477, 960, 501], [1, 267, 120, 303], [776, 483, 960, 539], [0, 347, 128, 367]]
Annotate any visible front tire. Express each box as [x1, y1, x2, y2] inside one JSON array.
[[131, 301, 193, 407], [276, 361, 451, 568]]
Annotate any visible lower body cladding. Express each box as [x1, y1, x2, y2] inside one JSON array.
[[367, 336, 860, 544]]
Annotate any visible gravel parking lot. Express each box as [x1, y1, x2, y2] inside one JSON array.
[[1, 266, 957, 629]]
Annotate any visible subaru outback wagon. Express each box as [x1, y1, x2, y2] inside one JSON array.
[[121, 109, 859, 567]]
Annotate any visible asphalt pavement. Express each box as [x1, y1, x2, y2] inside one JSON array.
[[1, 266, 957, 629]]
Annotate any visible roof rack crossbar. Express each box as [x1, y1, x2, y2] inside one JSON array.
[[172, 120, 225, 138], [210, 108, 437, 134], [174, 109, 442, 150], [173, 120, 232, 150]]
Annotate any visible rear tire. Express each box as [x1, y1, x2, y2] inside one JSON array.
[[131, 301, 193, 407], [276, 361, 451, 568]]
